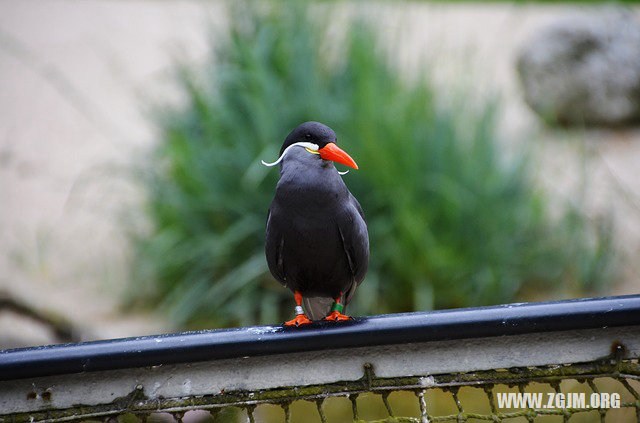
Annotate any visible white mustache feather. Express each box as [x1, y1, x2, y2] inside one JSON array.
[[261, 141, 349, 175]]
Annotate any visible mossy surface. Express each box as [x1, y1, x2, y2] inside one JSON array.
[[4, 360, 638, 422]]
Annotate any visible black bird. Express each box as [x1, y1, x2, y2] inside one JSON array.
[[263, 122, 369, 326]]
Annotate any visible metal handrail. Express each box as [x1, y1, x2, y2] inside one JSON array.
[[1, 294, 639, 381]]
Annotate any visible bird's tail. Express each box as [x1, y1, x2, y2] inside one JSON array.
[[303, 296, 334, 320]]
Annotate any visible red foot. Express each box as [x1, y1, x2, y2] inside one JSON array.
[[284, 314, 312, 327], [324, 311, 352, 322]]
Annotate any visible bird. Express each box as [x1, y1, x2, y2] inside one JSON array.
[[262, 122, 369, 326]]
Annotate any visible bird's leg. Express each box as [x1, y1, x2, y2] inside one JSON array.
[[283, 291, 312, 327], [324, 294, 351, 321]]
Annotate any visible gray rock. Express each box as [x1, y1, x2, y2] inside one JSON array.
[[517, 11, 640, 126]]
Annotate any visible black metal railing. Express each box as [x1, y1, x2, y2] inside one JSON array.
[[2, 295, 640, 423], [2, 294, 639, 381]]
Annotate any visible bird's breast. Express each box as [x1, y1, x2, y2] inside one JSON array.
[[269, 189, 352, 285]]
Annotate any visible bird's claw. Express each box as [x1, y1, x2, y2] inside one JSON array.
[[284, 314, 312, 327], [324, 311, 352, 322]]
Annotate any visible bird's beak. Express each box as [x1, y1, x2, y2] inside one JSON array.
[[318, 143, 359, 170]]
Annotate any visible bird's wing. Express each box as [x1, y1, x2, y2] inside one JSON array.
[[265, 208, 286, 285], [337, 194, 370, 305]]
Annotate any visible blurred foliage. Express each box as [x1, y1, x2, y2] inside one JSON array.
[[132, 1, 616, 328]]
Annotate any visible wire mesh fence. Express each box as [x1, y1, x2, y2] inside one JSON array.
[[5, 359, 639, 422], [2, 296, 640, 423]]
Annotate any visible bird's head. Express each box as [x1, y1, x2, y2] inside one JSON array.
[[262, 122, 358, 171]]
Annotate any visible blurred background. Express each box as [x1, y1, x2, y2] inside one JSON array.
[[2, 0, 640, 350]]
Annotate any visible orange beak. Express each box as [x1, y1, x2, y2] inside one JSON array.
[[318, 143, 359, 170]]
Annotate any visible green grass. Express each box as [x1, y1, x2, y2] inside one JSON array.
[[132, 1, 616, 328]]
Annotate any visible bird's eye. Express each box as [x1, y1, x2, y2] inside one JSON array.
[[305, 133, 311, 139]]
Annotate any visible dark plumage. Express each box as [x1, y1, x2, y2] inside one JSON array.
[[265, 122, 369, 323]]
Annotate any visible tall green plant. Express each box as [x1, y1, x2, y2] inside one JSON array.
[[133, 2, 615, 327]]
